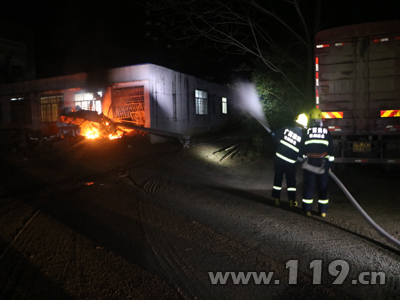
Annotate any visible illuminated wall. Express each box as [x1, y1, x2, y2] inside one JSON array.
[[106, 64, 233, 135]]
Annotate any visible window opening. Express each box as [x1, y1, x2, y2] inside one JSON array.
[[40, 95, 62, 122], [195, 90, 208, 115], [74, 92, 102, 113], [222, 97, 227, 114]]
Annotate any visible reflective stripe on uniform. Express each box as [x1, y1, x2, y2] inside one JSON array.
[[302, 199, 313, 204], [273, 186, 282, 191], [305, 139, 329, 146], [287, 187, 296, 192], [318, 199, 329, 204], [276, 152, 296, 164], [280, 140, 299, 152]]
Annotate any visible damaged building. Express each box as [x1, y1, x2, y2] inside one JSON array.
[[0, 63, 236, 144]]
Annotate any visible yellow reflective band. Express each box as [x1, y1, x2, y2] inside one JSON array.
[[276, 152, 296, 164], [381, 110, 400, 117], [322, 112, 343, 119], [305, 139, 329, 146], [318, 199, 329, 204], [333, 112, 343, 118], [381, 110, 392, 117], [273, 186, 282, 190], [302, 199, 313, 204], [287, 187, 296, 192], [280, 140, 299, 152]]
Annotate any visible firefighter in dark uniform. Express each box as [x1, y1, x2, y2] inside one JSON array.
[[301, 108, 335, 217], [272, 113, 307, 207]]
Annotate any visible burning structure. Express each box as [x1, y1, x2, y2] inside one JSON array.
[[0, 63, 235, 144], [56, 108, 122, 140]]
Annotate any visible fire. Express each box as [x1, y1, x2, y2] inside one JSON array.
[[83, 129, 121, 140], [109, 134, 121, 140], [79, 116, 121, 140], [85, 130, 100, 139], [57, 109, 122, 140]]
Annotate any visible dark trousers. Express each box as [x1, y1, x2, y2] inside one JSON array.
[[272, 158, 297, 200], [302, 161, 330, 213]]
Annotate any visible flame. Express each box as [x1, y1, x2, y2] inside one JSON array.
[[57, 109, 123, 140], [85, 130, 100, 139], [109, 133, 121, 140], [74, 116, 121, 140], [83, 129, 121, 140]]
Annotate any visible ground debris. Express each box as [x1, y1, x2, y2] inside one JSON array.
[[213, 141, 251, 161]]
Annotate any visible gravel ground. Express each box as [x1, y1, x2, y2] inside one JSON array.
[[1, 131, 400, 299]]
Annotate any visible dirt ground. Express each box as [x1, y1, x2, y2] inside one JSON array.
[[1, 129, 400, 300]]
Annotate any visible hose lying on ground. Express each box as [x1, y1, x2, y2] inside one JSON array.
[[329, 170, 400, 250]]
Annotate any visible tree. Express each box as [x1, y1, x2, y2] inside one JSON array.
[[146, 0, 322, 128]]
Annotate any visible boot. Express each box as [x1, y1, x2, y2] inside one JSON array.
[[275, 198, 280, 206], [289, 200, 298, 207]]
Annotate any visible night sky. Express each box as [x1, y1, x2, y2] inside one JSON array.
[[1, 0, 399, 81], [2, 1, 149, 77]]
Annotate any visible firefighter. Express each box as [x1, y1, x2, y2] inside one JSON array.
[[272, 113, 307, 207], [300, 107, 335, 217]]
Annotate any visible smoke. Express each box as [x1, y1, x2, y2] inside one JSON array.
[[234, 82, 271, 133]]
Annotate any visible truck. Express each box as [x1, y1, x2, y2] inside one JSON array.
[[314, 19, 400, 166]]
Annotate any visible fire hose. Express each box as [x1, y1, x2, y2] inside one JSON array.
[[259, 116, 400, 249], [298, 156, 400, 249], [302, 158, 400, 249], [328, 169, 400, 249], [257, 119, 272, 134]]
